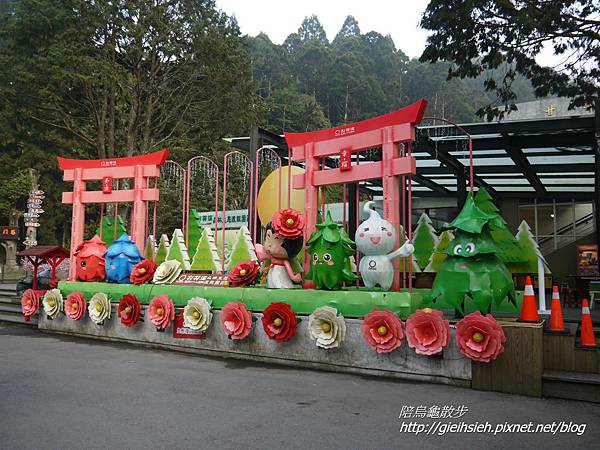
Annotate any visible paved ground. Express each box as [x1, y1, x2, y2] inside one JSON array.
[[1, 325, 599, 449]]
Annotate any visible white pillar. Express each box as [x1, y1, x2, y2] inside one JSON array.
[[538, 256, 546, 313]]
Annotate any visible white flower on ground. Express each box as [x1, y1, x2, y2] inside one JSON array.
[[183, 297, 213, 332], [89, 292, 111, 324], [42, 289, 63, 319], [308, 306, 346, 349]]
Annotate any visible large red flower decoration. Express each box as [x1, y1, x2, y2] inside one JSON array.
[[118, 294, 141, 327], [455, 311, 506, 363], [148, 294, 175, 331], [272, 208, 305, 239], [220, 301, 252, 340], [130, 259, 157, 285], [405, 308, 451, 356], [21, 289, 39, 321], [261, 302, 297, 342], [65, 292, 86, 321], [228, 260, 260, 286], [361, 308, 404, 353]]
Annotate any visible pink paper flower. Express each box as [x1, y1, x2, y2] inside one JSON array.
[[361, 308, 404, 353], [406, 308, 450, 356], [65, 291, 87, 321], [455, 311, 506, 362], [148, 294, 175, 330], [220, 301, 252, 340], [21, 289, 39, 321]]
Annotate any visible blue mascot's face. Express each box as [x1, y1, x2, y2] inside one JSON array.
[[106, 254, 136, 283]]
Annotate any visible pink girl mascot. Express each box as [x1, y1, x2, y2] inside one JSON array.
[[255, 209, 304, 289]]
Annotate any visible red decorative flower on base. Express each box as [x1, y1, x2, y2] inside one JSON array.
[[228, 260, 260, 286], [130, 260, 157, 285], [361, 308, 404, 353], [65, 292, 86, 321], [406, 308, 451, 356], [220, 302, 252, 340], [261, 302, 297, 342], [118, 294, 141, 327], [455, 311, 506, 362], [148, 294, 175, 331], [21, 289, 39, 321], [272, 209, 305, 239]]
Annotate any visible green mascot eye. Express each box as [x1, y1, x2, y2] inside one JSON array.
[[465, 243, 476, 254], [453, 244, 463, 255], [312, 253, 318, 263], [323, 253, 332, 262]]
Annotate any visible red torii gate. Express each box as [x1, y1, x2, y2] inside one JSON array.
[[285, 100, 427, 291], [58, 150, 169, 280]]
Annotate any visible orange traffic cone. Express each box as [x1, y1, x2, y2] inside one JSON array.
[[549, 285, 565, 331], [579, 299, 596, 347], [520, 276, 540, 322]]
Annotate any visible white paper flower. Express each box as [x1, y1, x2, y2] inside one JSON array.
[[153, 260, 182, 284], [42, 289, 63, 319], [89, 292, 111, 324], [183, 297, 213, 332], [308, 306, 346, 349]]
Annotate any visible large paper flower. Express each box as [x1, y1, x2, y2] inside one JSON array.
[[152, 260, 182, 285], [406, 308, 451, 356], [228, 260, 260, 286], [89, 292, 111, 325], [21, 289, 39, 321], [308, 306, 346, 349], [455, 311, 506, 363], [118, 294, 141, 327], [42, 289, 63, 319], [272, 208, 305, 238], [130, 259, 158, 285], [65, 292, 86, 321], [361, 308, 404, 353], [183, 297, 212, 332], [261, 302, 297, 342], [220, 301, 252, 340], [148, 294, 175, 330]]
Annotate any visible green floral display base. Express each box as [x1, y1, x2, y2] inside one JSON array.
[[57, 282, 524, 318]]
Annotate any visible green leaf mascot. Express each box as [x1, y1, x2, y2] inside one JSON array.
[[305, 211, 358, 289], [428, 192, 516, 316]]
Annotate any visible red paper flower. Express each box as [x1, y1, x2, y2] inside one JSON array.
[[118, 294, 141, 327], [361, 308, 404, 353], [220, 301, 252, 340], [228, 260, 260, 286], [272, 208, 305, 239], [405, 308, 451, 356], [455, 311, 506, 362], [130, 259, 157, 285], [148, 294, 175, 330], [21, 289, 39, 321], [65, 292, 86, 321], [261, 302, 297, 342]]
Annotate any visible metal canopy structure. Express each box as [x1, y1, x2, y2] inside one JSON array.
[[228, 113, 597, 202]]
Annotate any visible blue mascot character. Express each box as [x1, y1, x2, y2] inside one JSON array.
[[105, 234, 143, 283]]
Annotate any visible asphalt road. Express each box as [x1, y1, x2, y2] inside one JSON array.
[[1, 324, 599, 450]]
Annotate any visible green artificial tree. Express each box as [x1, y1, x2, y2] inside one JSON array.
[[145, 235, 155, 260], [187, 208, 204, 254], [95, 215, 127, 247], [167, 228, 191, 270], [424, 230, 454, 273], [155, 234, 170, 265], [507, 220, 551, 274], [428, 194, 516, 315], [474, 188, 524, 263], [225, 226, 257, 271], [412, 213, 439, 271], [190, 227, 221, 273]]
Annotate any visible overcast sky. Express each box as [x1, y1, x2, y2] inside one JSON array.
[[215, 0, 431, 58]]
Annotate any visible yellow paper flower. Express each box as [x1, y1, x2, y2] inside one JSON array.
[[308, 306, 346, 349], [42, 289, 63, 319], [183, 297, 212, 332], [89, 292, 111, 324]]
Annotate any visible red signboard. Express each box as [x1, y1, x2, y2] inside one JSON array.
[[174, 272, 229, 287], [340, 148, 351, 171], [0, 226, 18, 240], [102, 176, 113, 194], [172, 313, 207, 339]]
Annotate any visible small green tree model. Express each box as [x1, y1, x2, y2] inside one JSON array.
[[190, 227, 221, 272], [424, 230, 454, 273], [187, 208, 203, 254], [412, 213, 439, 271], [95, 215, 127, 247], [155, 234, 170, 265], [145, 235, 155, 260], [167, 228, 191, 270], [507, 220, 551, 274], [225, 226, 257, 271], [474, 188, 524, 263]]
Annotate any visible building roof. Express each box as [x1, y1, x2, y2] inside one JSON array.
[[16, 245, 69, 259]]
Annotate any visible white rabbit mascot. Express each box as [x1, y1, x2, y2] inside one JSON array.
[[355, 201, 414, 291]]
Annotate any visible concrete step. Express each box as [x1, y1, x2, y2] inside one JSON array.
[[0, 313, 37, 326], [543, 370, 600, 403], [0, 303, 23, 315]]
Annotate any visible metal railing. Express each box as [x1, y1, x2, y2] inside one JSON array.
[[539, 212, 596, 255]]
